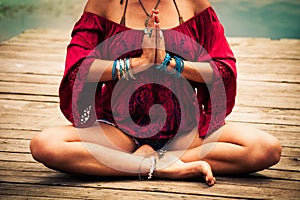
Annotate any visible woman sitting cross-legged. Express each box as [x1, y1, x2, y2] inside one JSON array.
[[30, 0, 281, 186]]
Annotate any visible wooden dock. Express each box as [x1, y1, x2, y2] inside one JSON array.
[[0, 29, 299, 199]]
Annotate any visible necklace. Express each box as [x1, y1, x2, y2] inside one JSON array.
[[138, 0, 161, 27]]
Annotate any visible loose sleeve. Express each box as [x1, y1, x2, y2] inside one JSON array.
[[196, 15, 237, 138], [59, 13, 104, 127]]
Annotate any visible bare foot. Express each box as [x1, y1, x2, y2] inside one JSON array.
[[133, 145, 215, 186], [156, 154, 216, 186]]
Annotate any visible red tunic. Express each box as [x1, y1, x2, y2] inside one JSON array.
[[59, 7, 237, 142]]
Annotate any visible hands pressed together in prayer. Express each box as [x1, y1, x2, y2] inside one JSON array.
[[137, 9, 167, 72]]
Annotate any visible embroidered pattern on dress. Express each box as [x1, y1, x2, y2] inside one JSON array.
[[80, 105, 92, 125]]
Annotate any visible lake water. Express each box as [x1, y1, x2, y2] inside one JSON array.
[[0, 0, 299, 42]]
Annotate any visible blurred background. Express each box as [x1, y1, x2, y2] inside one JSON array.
[[0, 0, 299, 42]]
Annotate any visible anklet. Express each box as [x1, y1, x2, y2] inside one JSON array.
[[138, 157, 147, 181], [148, 156, 156, 180]]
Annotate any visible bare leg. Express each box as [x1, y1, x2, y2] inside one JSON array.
[[31, 122, 279, 184], [30, 123, 215, 185], [171, 123, 282, 174], [30, 123, 147, 176]]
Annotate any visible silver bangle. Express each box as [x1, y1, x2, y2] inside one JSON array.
[[116, 59, 121, 80], [119, 59, 126, 80]]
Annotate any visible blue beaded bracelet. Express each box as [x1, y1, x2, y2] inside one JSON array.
[[173, 56, 184, 78], [112, 59, 118, 80], [156, 53, 171, 72]]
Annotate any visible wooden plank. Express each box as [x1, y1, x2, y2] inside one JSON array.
[[0, 129, 37, 140], [0, 73, 60, 85], [254, 169, 300, 182], [228, 106, 300, 126], [0, 99, 61, 116], [0, 94, 59, 103], [0, 82, 58, 96], [0, 45, 66, 55], [0, 195, 61, 200], [0, 58, 64, 75], [237, 58, 300, 83], [0, 171, 299, 200], [0, 183, 225, 200], [0, 51, 65, 62], [228, 38, 300, 59], [237, 80, 300, 98], [0, 152, 35, 163], [0, 167, 299, 192]]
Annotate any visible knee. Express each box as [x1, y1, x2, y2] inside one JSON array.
[[262, 136, 282, 166], [30, 128, 60, 165], [250, 134, 282, 169]]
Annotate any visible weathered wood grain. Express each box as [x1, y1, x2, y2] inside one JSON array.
[[0, 29, 299, 200], [0, 172, 299, 200]]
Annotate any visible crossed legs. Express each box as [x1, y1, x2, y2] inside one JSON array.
[[30, 122, 281, 186]]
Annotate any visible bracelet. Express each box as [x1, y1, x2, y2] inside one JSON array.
[[126, 58, 136, 80], [116, 59, 121, 80], [148, 156, 157, 180], [156, 53, 171, 72], [173, 56, 184, 78], [119, 59, 125, 80], [114, 58, 136, 81], [112, 59, 118, 80]]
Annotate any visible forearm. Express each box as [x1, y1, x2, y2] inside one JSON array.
[[168, 59, 214, 84], [86, 56, 214, 84], [86, 57, 149, 82]]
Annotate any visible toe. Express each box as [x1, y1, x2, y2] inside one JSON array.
[[199, 161, 215, 186]]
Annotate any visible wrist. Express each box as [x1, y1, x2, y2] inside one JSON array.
[[131, 56, 154, 74], [131, 57, 147, 68], [167, 58, 176, 70]]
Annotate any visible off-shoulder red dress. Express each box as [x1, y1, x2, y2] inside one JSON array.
[[59, 7, 237, 149]]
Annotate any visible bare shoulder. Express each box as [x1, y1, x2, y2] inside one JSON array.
[[84, 0, 112, 17], [187, 0, 211, 14]]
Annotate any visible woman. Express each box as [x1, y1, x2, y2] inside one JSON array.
[[30, 0, 281, 186]]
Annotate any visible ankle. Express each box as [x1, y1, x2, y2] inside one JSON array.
[[139, 156, 157, 180]]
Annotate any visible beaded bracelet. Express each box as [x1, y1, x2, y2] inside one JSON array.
[[156, 52, 171, 72], [173, 55, 184, 78], [112, 59, 118, 80], [156, 53, 184, 78], [113, 58, 136, 81]]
